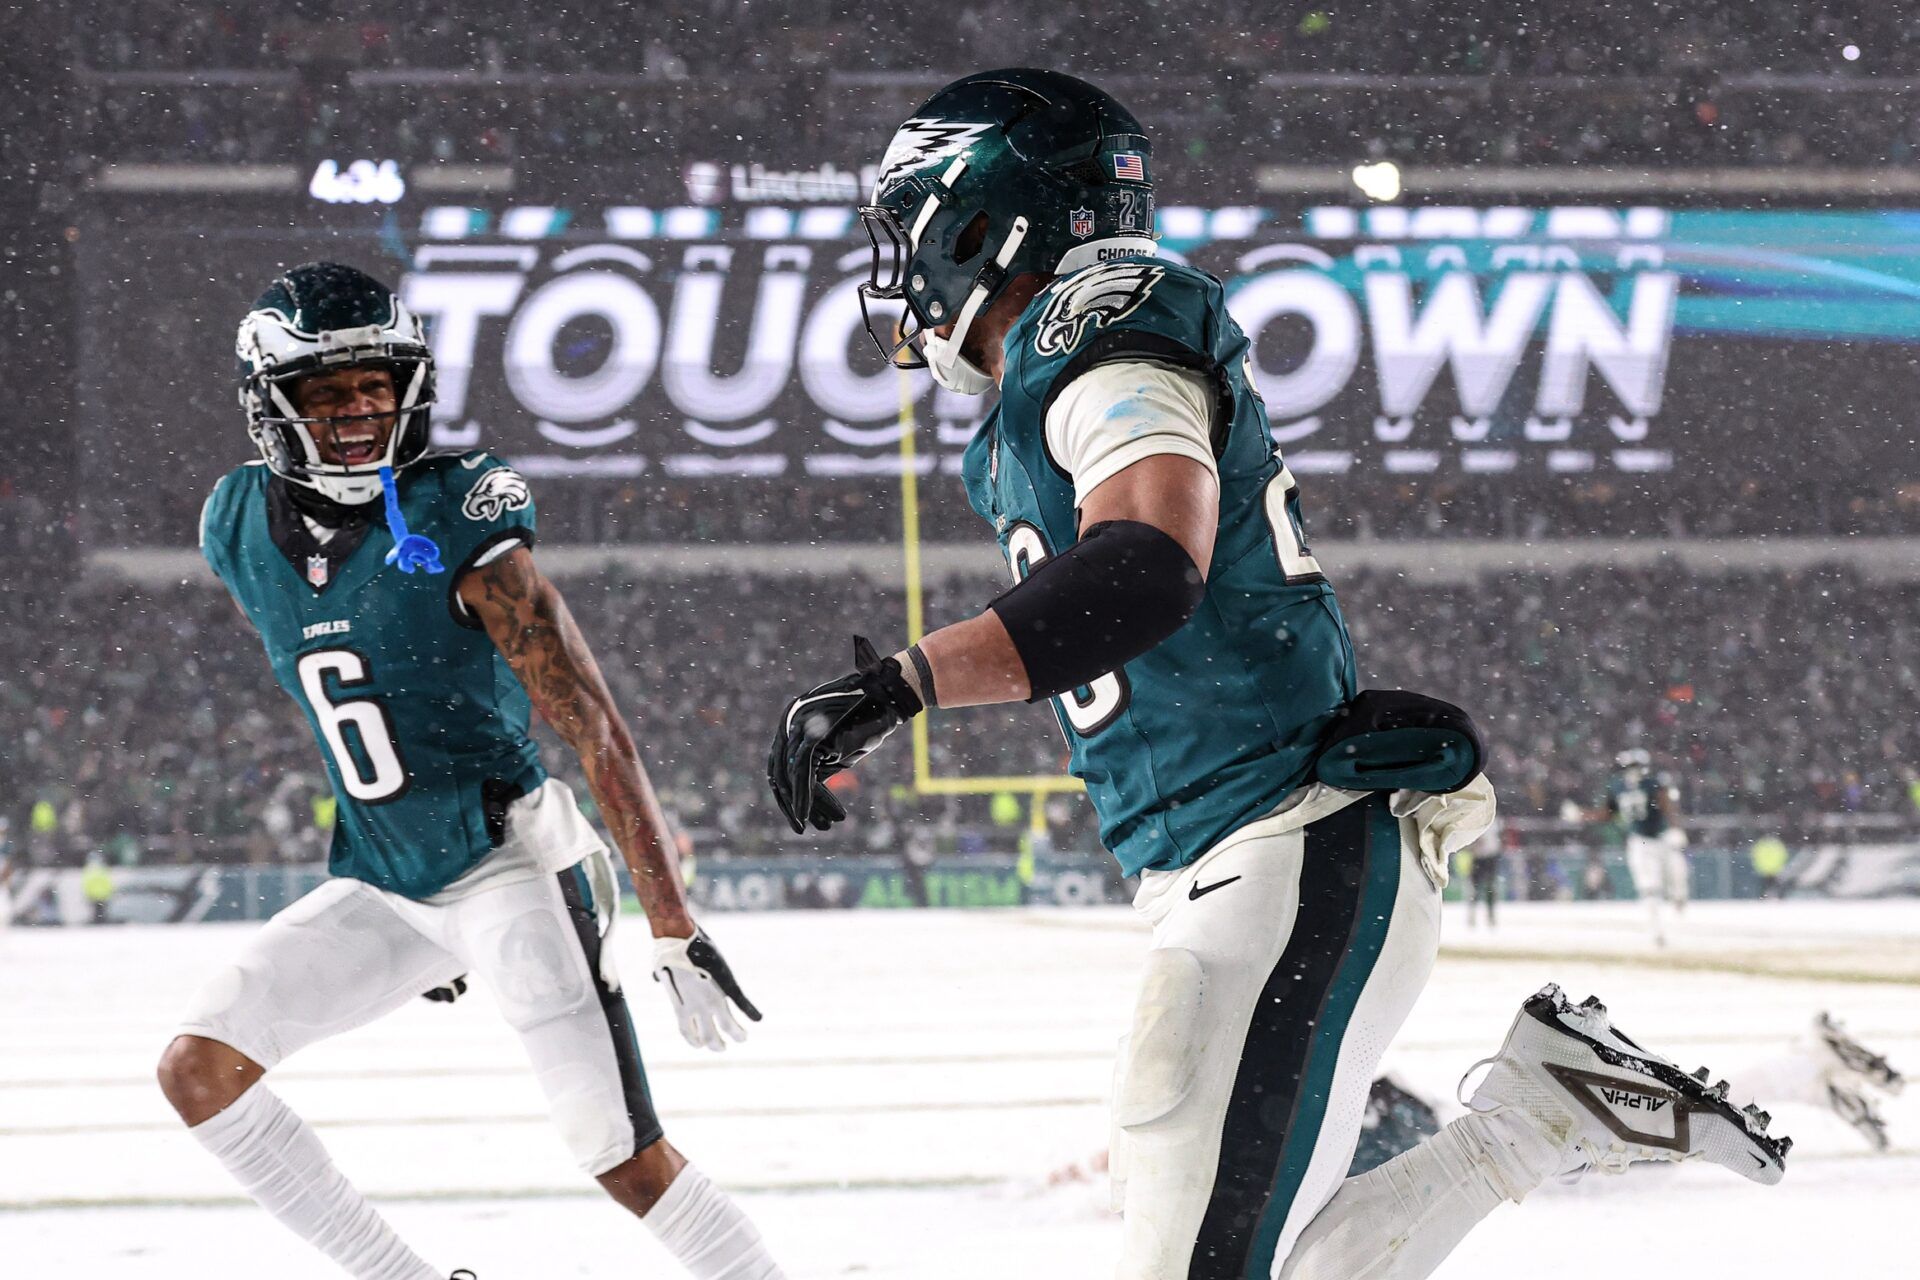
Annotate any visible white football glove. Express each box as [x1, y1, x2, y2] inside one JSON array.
[[652, 928, 762, 1051]]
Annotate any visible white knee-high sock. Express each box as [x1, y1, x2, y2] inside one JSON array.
[[1279, 1109, 1561, 1280], [190, 1085, 439, 1280], [645, 1164, 787, 1280]]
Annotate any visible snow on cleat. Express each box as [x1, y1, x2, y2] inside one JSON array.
[[1815, 1012, 1905, 1096], [1463, 984, 1792, 1186], [1825, 1081, 1891, 1152]]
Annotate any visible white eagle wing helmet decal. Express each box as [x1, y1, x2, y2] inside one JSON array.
[[1032, 262, 1166, 358], [462, 466, 532, 522], [874, 118, 992, 195]]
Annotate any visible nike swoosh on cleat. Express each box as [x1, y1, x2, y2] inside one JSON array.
[[1188, 875, 1242, 901]]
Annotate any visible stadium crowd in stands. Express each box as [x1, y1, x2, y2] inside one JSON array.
[[113, 468, 1920, 558], [60, 1, 1920, 169], [74, 1, 1920, 77], [8, 564, 1918, 870]]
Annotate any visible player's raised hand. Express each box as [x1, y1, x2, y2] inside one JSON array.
[[767, 636, 924, 833], [652, 928, 762, 1051]]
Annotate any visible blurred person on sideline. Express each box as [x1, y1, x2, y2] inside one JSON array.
[[1751, 834, 1790, 899], [81, 854, 115, 924], [1463, 817, 1503, 929]]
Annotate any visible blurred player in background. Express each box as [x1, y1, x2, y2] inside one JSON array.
[[1609, 748, 1689, 945], [156, 264, 785, 1280], [1462, 815, 1503, 929], [770, 68, 1787, 1280]]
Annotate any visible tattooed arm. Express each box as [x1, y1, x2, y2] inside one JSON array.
[[457, 547, 695, 939]]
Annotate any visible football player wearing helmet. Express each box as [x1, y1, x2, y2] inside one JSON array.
[[160, 263, 787, 1280], [1609, 748, 1690, 946], [769, 70, 1786, 1279]]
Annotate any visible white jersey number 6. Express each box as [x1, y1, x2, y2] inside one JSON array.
[[296, 648, 411, 803]]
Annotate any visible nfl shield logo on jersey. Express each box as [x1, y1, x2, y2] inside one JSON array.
[[1070, 207, 1095, 239], [307, 554, 330, 588]]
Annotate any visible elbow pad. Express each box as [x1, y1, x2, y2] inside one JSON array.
[[990, 520, 1204, 703]]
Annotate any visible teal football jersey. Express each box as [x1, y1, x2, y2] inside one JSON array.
[[1609, 771, 1674, 838], [200, 452, 545, 899], [962, 256, 1357, 876]]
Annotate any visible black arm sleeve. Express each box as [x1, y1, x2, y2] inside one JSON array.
[[989, 520, 1204, 703]]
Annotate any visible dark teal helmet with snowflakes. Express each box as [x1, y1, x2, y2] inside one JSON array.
[[859, 68, 1156, 393]]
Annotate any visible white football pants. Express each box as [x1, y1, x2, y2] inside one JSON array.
[[1625, 831, 1688, 944], [1112, 791, 1443, 1279], [1625, 832, 1688, 906], [176, 780, 655, 1174]]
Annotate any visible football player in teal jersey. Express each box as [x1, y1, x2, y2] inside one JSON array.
[[158, 263, 787, 1280], [1608, 748, 1689, 945], [769, 70, 1786, 1279]]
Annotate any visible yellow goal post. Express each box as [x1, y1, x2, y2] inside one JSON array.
[[893, 371, 1084, 820]]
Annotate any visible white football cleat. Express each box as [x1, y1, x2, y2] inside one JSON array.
[[1463, 984, 1791, 1185]]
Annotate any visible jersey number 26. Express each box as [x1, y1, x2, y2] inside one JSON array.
[[1003, 462, 1322, 740]]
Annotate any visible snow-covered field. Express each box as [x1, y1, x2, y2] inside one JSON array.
[[3, 899, 1916, 1278]]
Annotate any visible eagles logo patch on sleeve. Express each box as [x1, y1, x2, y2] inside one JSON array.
[[1032, 262, 1165, 358], [462, 466, 532, 522]]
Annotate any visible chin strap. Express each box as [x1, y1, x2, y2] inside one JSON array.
[[924, 215, 1030, 394], [378, 466, 444, 575]]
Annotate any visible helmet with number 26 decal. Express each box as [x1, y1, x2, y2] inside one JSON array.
[[235, 262, 436, 507], [860, 68, 1155, 394]]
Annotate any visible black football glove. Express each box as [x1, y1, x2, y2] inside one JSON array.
[[422, 975, 468, 1004], [768, 636, 923, 833]]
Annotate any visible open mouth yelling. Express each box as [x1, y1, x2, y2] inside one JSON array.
[[329, 425, 385, 466]]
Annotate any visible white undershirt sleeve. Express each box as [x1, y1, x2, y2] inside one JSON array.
[[1043, 360, 1220, 507], [450, 534, 527, 620]]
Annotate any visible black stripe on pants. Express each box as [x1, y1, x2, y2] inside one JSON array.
[[557, 867, 665, 1156], [1188, 798, 1379, 1279]]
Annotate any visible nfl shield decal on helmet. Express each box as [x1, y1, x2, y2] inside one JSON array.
[[307, 554, 330, 588], [1070, 207, 1095, 239]]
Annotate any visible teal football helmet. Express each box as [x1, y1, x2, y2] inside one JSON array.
[[236, 262, 435, 506], [859, 68, 1156, 393]]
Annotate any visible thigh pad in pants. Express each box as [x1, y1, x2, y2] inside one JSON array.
[[1115, 946, 1208, 1130], [457, 869, 656, 1176], [174, 877, 463, 1069]]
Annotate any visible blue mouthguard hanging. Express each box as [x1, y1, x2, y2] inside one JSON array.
[[379, 466, 444, 574]]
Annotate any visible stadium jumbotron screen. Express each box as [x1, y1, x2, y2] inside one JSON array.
[[78, 199, 1920, 540]]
